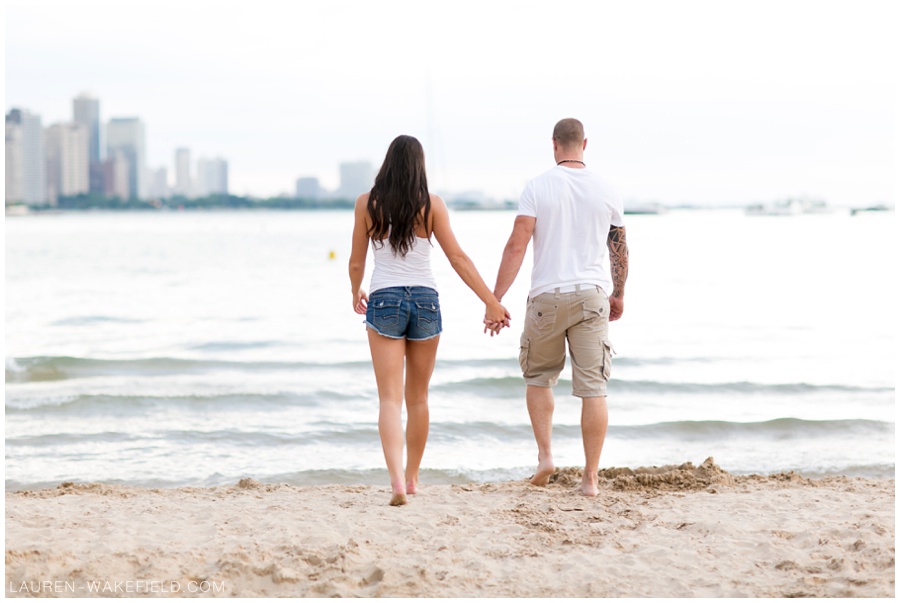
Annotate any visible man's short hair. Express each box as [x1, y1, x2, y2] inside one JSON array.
[[552, 118, 584, 148]]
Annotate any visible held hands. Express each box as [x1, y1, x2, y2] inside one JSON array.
[[353, 289, 369, 315], [483, 299, 511, 337]]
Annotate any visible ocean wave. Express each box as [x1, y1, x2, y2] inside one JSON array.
[[6, 417, 891, 448], [433, 375, 889, 397], [614, 380, 889, 395], [6, 431, 140, 446], [12, 356, 887, 399], [4, 467, 526, 492], [188, 341, 280, 352], [5, 355, 520, 383], [4, 355, 373, 383], [7, 460, 895, 493], [612, 418, 894, 439], [4, 392, 328, 413], [49, 315, 148, 327]]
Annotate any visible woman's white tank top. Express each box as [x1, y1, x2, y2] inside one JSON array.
[[369, 236, 438, 294]]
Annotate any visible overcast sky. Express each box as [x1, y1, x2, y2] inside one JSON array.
[[5, 0, 896, 205]]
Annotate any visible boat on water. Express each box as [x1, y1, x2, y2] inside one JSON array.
[[624, 201, 666, 215], [5, 204, 31, 216], [745, 198, 832, 216], [850, 204, 893, 216]]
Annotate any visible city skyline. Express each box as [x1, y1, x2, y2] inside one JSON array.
[[6, 93, 236, 205], [6, 91, 386, 205], [5, 0, 896, 206]]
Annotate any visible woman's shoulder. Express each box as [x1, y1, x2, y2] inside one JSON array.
[[355, 192, 370, 213]]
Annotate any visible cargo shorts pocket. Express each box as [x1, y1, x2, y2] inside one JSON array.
[[371, 298, 401, 328], [601, 339, 613, 381], [518, 334, 531, 375], [582, 295, 609, 321], [528, 300, 557, 334]]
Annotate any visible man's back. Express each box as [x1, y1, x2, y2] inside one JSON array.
[[518, 165, 625, 298]]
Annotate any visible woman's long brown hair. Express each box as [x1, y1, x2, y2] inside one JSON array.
[[367, 135, 431, 257]]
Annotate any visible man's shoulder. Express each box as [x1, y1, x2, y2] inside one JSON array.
[[528, 165, 564, 183], [527, 166, 618, 193]]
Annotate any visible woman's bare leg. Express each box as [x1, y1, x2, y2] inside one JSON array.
[[403, 336, 439, 493], [367, 329, 408, 505]]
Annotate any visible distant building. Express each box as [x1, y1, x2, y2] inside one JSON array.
[[5, 118, 24, 203], [89, 163, 106, 195], [5, 109, 47, 205], [196, 157, 228, 196], [103, 151, 130, 200], [107, 117, 147, 199], [295, 177, 323, 200], [72, 93, 101, 164], [73, 93, 104, 195], [45, 122, 90, 202], [174, 147, 192, 197], [148, 167, 169, 199], [338, 161, 373, 200]]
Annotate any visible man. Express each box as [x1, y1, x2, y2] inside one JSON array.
[[491, 118, 629, 496]]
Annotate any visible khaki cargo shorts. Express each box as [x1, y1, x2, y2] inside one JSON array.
[[518, 285, 613, 397]]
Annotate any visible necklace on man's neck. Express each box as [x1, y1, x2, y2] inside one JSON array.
[[557, 159, 586, 166]]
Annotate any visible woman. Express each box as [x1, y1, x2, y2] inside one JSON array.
[[349, 135, 509, 506]]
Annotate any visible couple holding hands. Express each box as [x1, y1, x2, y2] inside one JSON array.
[[348, 118, 629, 506]]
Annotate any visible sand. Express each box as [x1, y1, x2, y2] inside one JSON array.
[[5, 459, 894, 598]]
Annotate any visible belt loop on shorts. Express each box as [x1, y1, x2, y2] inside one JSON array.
[[553, 287, 560, 299]]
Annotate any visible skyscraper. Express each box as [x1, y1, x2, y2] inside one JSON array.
[[72, 93, 101, 164], [338, 161, 374, 200], [295, 177, 323, 200], [106, 117, 146, 199], [5, 117, 24, 203], [73, 93, 104, 195], [196, 157, 228, 197], [45, 122, 90, 202], [148, 167, 169, 199], [103, 151, 130, 200], [174, 148, 192, 197], [5, 109, 47, 205]]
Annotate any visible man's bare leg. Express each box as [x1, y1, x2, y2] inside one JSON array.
[[580, 395, 608, 496], [526, 385, 556, 486]]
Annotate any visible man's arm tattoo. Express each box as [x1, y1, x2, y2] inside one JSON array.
[[607, 225, 629, 297]]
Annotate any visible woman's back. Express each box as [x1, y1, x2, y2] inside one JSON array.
[[369, 234, 438, 293]]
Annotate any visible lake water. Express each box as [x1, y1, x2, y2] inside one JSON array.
[[5, 208, 895, 490]]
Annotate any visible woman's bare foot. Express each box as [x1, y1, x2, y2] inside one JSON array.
[[406, 479, 418, 495], [530, 456, 556, 487], [389, 479, 407, 506]]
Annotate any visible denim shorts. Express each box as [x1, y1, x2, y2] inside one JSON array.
[[365, 287, 442, 341]]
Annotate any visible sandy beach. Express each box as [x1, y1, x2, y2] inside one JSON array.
[[5, 459, 894, 598]]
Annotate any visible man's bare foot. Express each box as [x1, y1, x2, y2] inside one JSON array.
[[530, 457, 556, 487], [580, 473, 599, 496]]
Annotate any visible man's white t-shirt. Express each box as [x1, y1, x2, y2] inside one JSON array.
[[518, 165, 625, 299]]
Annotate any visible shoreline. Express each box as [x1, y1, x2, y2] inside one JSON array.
[[5, 460, 895, 597]]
